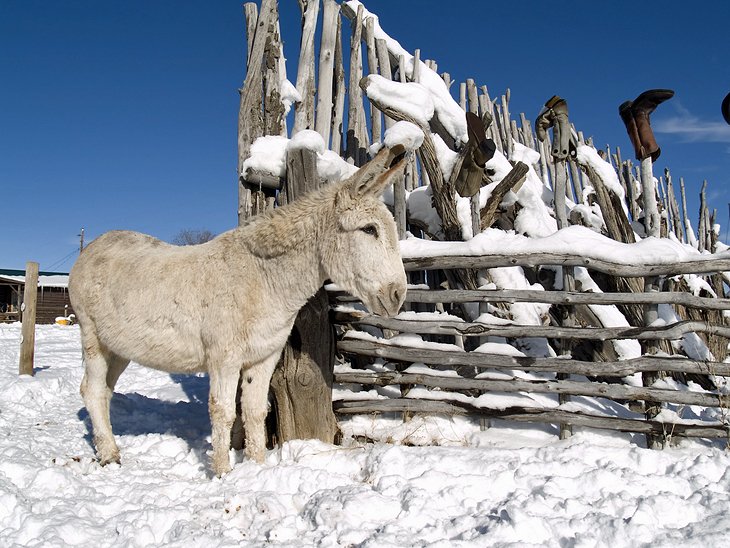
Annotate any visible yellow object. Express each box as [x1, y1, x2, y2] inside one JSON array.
[[55, 318, 71, 326]]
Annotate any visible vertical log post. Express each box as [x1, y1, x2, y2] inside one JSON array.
[[292, 0, 319, 134], [535, 95, 575, 439], [238, 0, 278, 224], [269, 146, 340, 447], [363, 18, 382, 144], [555, 159, 574, 440], [330, 13, 345, 154], [314, 0, 340, 146], [19, 261, 39, 376], [372, 36, 405, 238], [345, 5, 369, 165], [639, 156, 666, 448]]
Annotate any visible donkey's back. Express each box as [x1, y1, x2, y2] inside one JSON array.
[[69, 230, 244, 374]]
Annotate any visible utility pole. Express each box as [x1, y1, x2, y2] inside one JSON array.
[[79, 228, 85, 253]]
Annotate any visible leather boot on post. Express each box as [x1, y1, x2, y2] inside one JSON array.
[[455, 112, 496, 197], [619, 100, 642, 161], [722, 91, 730, 125], [466, 112, 496, 167], [545, 96, 571, 160], [630, 89, 674, 162]]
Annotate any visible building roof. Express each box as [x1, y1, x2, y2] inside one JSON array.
[[0, 269, 70, 288]]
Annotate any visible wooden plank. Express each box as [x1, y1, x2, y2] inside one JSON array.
[[400, 252, 730, 277], [262, 2, 285, 137], [334, 310, 730, 341], [244, 2, 257, 66], [238, 0, 278, 224], [271, 146, 339, 447], [334, 370, 726, 408], [479, 162, 529, 230], [398, 288, 730, 310]]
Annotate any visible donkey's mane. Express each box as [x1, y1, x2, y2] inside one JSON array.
[[241, 181, 340, 259]]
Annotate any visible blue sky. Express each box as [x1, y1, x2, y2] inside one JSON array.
[[2, 1, 730, 271]]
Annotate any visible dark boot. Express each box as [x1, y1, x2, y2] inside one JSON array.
[[630, 89, 674, 161], [545, 96, 571, 160], [619, 100, 642, 161], [456, 112, 496, 197], [465, 112, 496, 166]]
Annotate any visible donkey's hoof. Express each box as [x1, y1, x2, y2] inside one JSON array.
[[244, 446, 265, 464], [98, 455, 120, 467]]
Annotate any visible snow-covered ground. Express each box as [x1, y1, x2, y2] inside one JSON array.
[[2, 323, 730, 547]]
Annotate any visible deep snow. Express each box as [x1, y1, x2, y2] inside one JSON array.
[[1, 323, 730, 547]]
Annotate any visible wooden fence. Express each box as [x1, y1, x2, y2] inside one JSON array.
[[238, 1, 729, 448], [331, 251, 730, 447]]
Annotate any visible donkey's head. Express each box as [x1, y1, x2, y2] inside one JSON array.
[[322, 144, 409, 317]]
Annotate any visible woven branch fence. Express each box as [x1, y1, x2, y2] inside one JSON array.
[[239, 0, 730, 448], [332, 252, 730, 447]]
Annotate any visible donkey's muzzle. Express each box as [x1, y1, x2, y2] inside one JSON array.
[[376, 281, 406, 318]]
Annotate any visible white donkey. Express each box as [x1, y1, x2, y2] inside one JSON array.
[[69, 144, 408, 476]]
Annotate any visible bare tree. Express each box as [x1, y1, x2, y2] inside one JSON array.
[[171, 229, 216, 246]]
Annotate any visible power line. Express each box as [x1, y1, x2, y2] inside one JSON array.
[[45, 248, 79, 272]]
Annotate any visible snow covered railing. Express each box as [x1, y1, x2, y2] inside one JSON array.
[[334, 399, 730, 440], [401, 253, 730, 278], [335, 310, 730, 342]]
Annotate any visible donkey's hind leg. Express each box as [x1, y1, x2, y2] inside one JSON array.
[[80, 328, 129, 465]]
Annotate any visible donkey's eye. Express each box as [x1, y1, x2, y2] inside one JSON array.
[[359, 224, 379, 238]]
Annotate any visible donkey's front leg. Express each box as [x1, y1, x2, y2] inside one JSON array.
[[240, 352, 280, 463], [208, 362, 241, 476]]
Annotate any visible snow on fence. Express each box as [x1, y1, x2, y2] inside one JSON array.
[[238, 0, 730, 448]]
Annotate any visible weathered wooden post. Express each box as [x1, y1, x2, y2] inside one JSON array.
[[269, 142, 340, 446], [292, 0, 319, 134], [233, 0, 338, 450], [19, 261, 39, 376], [314, 0, 340, 147], [536, 95, 575, 440], [345, 4, 369, 165]]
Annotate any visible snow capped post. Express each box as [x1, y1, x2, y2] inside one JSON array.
[[18, 261, 38, 376], [382, 121, 424, 239], [238, 0, 282, 222], [270, 130, 339, 447]]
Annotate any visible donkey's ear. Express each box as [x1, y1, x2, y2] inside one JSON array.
[[345, 144, 408, 200]]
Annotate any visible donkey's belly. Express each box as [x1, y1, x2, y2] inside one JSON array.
[[97, 318, 207, 374]]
